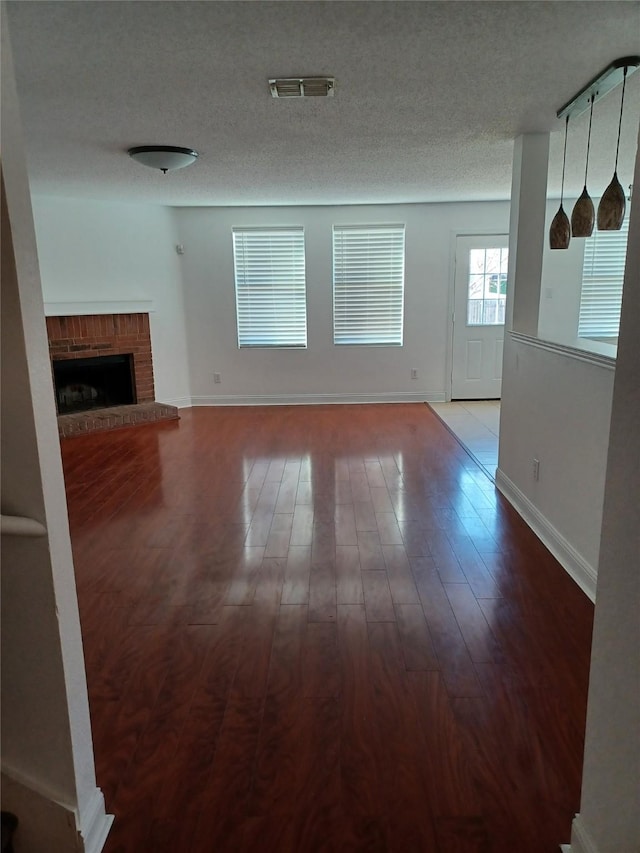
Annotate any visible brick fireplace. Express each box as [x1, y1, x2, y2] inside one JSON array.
[[46, 312, 155, 405], [46, 312, 178, 436]]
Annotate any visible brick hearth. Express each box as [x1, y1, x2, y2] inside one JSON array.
[[57, 402, 179, 438]]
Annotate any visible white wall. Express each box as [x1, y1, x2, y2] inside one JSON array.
[[175, 202, 510, 404], [538, 196, 620, 358], [2, 177, 84, 851], [31, 197, 191, 407], [1, 12, 111, 849], [498, 134, 615, 600], [538, 196, 586, 344], [497, 338, 613, 596], [570, 126, 640, 853]]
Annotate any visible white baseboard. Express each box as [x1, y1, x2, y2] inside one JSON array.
[[495, 469, 597, 602], [565, 815, 600, 853], [80, 787, 114, 853], [189, 391, 446, 406], [158, 396, 191, 409], [1, 769, 113, 853]]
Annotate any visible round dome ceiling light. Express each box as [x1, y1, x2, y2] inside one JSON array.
[[127, 145, 198, 173]]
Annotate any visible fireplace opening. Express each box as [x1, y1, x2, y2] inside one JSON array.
[[53, 353, 136, 414]]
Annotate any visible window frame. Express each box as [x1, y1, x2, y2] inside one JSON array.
[[332, 223, 406, 347], [232, 226, 308, 349], [577, 215, 629, 341], [466, 245, 509, 327]]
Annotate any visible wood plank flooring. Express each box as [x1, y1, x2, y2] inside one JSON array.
[[62, 404, 594, 852]]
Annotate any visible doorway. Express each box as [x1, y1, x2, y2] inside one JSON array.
[[451, 235, 509, 399]]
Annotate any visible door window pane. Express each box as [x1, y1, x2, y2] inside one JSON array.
[[467, 247, 508, 326]]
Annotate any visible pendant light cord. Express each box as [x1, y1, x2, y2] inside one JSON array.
[[614, 67, 628, 172], [584, 95, 594, 185], [560, 115, 569, 204]]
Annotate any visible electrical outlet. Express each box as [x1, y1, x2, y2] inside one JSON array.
[[213, 373, 221, 384], [532, 458, 540, 481], [411, 368, 418, 380]]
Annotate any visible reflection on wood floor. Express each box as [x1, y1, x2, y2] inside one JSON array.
[[62, 404, 593, 852]]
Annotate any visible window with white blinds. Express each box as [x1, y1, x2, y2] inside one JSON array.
[[578, 215, 629, 339], [333, 224, 405, 346], [232, 227, 307, 348]]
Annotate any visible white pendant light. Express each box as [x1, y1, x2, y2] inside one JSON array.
[[128, 145, 198, 173]]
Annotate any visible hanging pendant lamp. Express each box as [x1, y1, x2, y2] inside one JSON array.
[[597, 67, 628, 230], [549, 116, 571, 249], [571, 95, 595, 237]]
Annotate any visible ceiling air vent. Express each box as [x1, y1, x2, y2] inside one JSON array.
[[269, 77, 335, 98]]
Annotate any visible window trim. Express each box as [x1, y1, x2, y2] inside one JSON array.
[[332, 223, 406, 347], [577, 215, 629, 341], [232, 226, 307, 349], [466, 245, 509, 327]]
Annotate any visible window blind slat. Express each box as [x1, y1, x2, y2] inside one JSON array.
[[578, 217, 629, 338], [333, 224, 405, 346], [233, 228, 307, 348]]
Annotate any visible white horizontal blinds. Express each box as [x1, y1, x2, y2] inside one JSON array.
[[333, 224, 405, 345], [233, 227, 307, 347], [578, 216, 629, 338]]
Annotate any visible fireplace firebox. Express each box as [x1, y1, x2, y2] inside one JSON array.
[[53, 353, 136, 414]]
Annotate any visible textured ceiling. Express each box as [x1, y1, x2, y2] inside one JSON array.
[[6, 0, 640, 207]]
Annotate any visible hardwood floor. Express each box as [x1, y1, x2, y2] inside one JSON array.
[[62, 404, 594, 852]]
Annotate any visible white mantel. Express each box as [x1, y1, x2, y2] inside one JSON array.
[[43, 300, 155, 316]]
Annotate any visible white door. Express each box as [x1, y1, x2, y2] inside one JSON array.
[[451, 235, 509, 399]]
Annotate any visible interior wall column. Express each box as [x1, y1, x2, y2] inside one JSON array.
[[565, 126, 640, 853], [498, 133, 549, 471], [504, 133, 550, 335]]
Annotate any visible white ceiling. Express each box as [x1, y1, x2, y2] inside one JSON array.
[[6, 0, 640, 207]]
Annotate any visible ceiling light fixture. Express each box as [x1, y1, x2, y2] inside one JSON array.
[[552, 56, 639, 246], [597, 66, 629, 231], [128, 145, 198, 173], [549, 115, 571, 250], [571, 94, 595, 237]]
